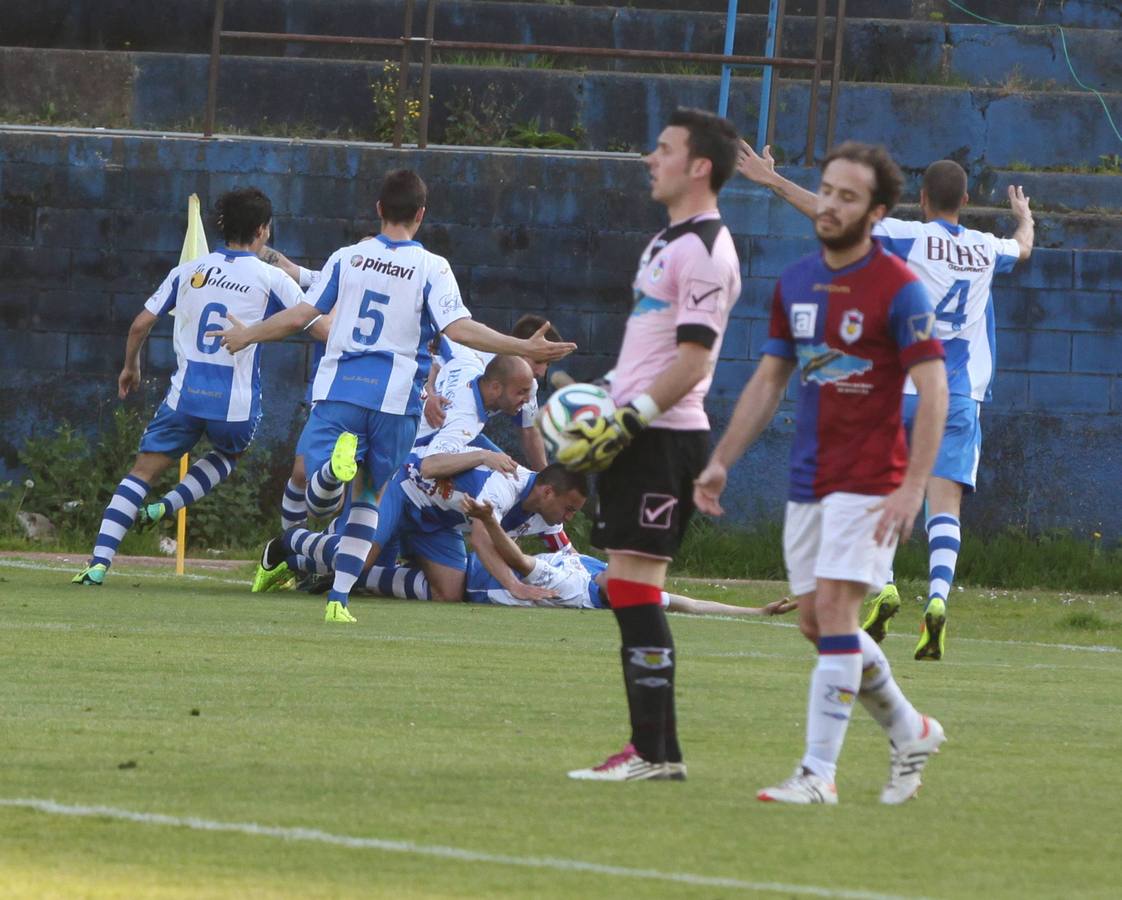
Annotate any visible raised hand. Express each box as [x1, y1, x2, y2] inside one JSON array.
[[1008, 184, 1031, 220], [523, 322, 577, 363], [737, 140, 777, 185]]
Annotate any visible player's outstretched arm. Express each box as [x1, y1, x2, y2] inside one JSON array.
[[444, 318, 577, 364], [870, 358, 948, 545], [665, 591, 797, 617], [738, 140, 818, 219], [463, 497, 559, 602], [118, 309, 159, 398], [1007, 184, 1034, 261], [208, 302, 320, 353], [419, 449, 517, 479], [694, 354, 796, 516], [258, 246, 302, 283]]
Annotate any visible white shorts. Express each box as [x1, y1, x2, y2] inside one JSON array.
[[783, 492, 899, 597]]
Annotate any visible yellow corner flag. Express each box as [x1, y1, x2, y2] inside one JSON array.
[[174, 195, 210, 575]]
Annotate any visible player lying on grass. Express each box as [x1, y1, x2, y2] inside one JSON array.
[[73, 187, 321, 586], [254, 461, 586, 609], [459, 496, 796, 616]]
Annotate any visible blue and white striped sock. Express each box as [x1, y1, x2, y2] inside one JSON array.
[[282, 527, 340, 569], [91, 474, 150, 568], [328, 502, 379, 606], [362, 564, 430, 600], [926, 514, 961, 605], [281, 477, 307, 529], [157, 451, 236, 515], [307, 458, 345, 517]]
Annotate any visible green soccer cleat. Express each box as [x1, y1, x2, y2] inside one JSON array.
[[862, 583, 901, 644], [324, 600, 357, 623], [914, 597, 948, 661], [330, 432, 359, 483], [71, 563, 107, 585], [136, 502, 168, 531], [250, 538, 295, 593]]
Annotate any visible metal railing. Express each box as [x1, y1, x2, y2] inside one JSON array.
[[204, 0, 844, 164]]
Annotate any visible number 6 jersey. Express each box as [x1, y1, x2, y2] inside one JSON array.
[[144, 248, 305, 422]]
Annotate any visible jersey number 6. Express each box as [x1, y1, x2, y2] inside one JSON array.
[[196, 302, 229, 354], [353, 289, 391, 346]]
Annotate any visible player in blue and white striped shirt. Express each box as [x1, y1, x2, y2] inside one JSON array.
[[73, 188, 305, 585], [212, 170, 575, 621]]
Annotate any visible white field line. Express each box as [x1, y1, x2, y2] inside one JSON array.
[[0, 797, 926, 900], [4, 559, 1118, 656]]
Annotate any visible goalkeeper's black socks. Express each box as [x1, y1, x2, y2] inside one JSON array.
[[610, 588, 681, 765]]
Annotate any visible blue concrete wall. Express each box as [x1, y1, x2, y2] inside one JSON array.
[[1, 128, 1120, 535]]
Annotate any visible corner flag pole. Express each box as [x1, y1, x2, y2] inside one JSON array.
[[175, 194, 209, 575]]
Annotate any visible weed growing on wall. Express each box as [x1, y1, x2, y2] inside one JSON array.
[[370, 63, 422, 143]]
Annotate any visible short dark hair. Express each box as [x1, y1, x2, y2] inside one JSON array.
[[822, 141, 904, 212], [378, 168, 427, 224], [214, 187, 272, 245], [667, 107, 739, 193], [922, 160, 968, 214], [511, 314, 561, 343], [536, 462, 588, 497]]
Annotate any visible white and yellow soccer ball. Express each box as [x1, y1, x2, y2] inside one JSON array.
[[537, 383, 616, 460]]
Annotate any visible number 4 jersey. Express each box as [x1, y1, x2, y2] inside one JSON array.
[[873, 218, 1020, 401], [145, 248, 306, 422]]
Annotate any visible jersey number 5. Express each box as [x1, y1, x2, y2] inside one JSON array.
[[934, 279, 969, 331], [196, 302, 229, 354], [353, 290, 391, 345]]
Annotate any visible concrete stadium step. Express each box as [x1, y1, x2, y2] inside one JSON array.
[[7, 1, 1122, 92], [5, 47, 1117, 178], [978, 170, 1122, 215]]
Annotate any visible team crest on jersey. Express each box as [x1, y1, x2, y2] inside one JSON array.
[[649, 257, 667, 283], [790, 303, 818, 339], [839, 309, 864, 344]]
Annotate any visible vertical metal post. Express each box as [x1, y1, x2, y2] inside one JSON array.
[[717, 0, 739, 118], [204, 0, 225, 137], [826, 0, 846, 152], [804, 0, 827, 165], [393, 0, 416, 148], [764, 0, 786, 147], [756, 0, 780, 149], [419, 0, 437, 148]]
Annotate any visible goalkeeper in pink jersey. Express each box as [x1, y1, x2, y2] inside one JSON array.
[[558, 108, 742, 781]]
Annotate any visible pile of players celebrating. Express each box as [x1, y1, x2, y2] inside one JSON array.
[[72, 105, 1033, 804]]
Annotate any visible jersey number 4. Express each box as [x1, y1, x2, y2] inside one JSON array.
[[353, 290, 391, 345], [934, 279, 969, 331]]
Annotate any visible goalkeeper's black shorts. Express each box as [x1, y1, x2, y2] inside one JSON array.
[[590, 427, 709, 561]]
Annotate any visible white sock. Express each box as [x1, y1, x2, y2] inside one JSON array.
[[801, 634, 862, 783], [857, 630, 923, 745]]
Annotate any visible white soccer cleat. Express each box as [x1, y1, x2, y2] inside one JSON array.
[[567, 744, 684, 781], [880, 715, 946, 805], [757, 768, 838, 805]]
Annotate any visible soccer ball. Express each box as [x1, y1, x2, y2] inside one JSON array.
[[537, 383, 616, 459]]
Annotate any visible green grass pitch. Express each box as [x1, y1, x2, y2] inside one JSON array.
[[1, 556, 1120, 899]]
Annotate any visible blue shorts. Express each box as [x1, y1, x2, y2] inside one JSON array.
[[372, 476, 467, 572], [138, 402, 258, 457], [903, 393, 981, 492], [297, 400, 418, 495]]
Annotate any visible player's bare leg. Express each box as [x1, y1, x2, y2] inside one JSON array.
[[916, 476, 962, 660], [422, 560, 467, 603]]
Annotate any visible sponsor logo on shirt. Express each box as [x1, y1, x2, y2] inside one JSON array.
[[908, 312, 936, 341], [926, 236, 990, 273], [813, 282, 850, 293], [790, 303, 818, 338], [839, 309, 864, 344], [796, 343, 873, 388], [349, 255, 416, 279], [189, 265, 251, 293], [687, 279, 721, 312]]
